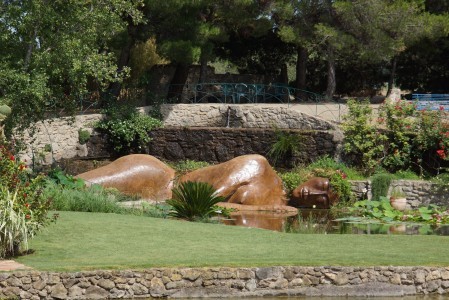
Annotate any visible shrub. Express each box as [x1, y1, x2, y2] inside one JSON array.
[[341, 99, 387, 175], [279, 172, 303, 196], [78, 128, 91, 145], [378, 100, 416, 172], [169, 160, 210, 175], [45, 181, 124, 213], [268, 130, 302, 166], [167, 181, 226, 221], [95, 102, 162, 154], [0, 145, 54, 257], [370, 173, 394, 201], [308, 156, 364, 180]]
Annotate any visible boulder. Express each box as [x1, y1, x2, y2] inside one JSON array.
[[289, 177, 338, 209], [76, 154, 175, 201], [180, 154, 287, 207]]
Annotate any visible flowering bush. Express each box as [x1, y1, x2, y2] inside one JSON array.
[[415, 107, 449, 162], [0, 144, 54, 257], [341, 99, 387, 175], [378, 100, 416, 172], [343, 99, 449, 175]]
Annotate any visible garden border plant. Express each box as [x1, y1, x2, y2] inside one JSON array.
[[341, 99, 449, 176], [0, 144, 55, 258], [95, 101, 162, 154]]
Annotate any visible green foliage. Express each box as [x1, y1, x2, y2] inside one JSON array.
[[0, 145, 54, 257], [378, 100, 417, 172], [95, 103, 162, 153], [342, 99, 387, 175], [167, 181, 226, 221], [45, 181, 124, 213], [268, 130, 302, 166], [169, 160, 211, 175], [370, 173, 394, 201], [47, 169, 85, 190], [78, 129, 91, 145], [0, 1, 144, 132], [308, 156, 364, 180], [351, 197, 449, 224], [279, 172, 303, 196], [44, 178, 170, 218]]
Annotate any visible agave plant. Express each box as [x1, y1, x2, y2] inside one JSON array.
[[167, 181, 226, 221]]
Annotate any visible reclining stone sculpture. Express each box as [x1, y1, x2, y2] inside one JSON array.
[[180, 154, 294, 211], [76, 154, 175, 202], [289, 177, 338, 209]]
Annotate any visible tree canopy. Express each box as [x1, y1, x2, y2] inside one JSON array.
[[1, 0, 449, 131]]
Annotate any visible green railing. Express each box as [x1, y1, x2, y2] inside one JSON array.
[[164, 83, 325, 105]]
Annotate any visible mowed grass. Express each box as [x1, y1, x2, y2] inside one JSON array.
[[16, 211, 449, 271]]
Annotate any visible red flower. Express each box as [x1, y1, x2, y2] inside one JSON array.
[[440, 106, 445, 111], [25, 215, 31, 219], [23, 193, 27, 198], [437, 149, 446, 159], [25, 203, 30, 208], [9, 155, 14, 161]]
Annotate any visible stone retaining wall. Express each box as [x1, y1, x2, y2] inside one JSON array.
[[349, 180, 448, 208], [1, 266, 449, 299], [17, 104, 336, 166], [148, 127, 340, 164], [159, 104, 336, 130]]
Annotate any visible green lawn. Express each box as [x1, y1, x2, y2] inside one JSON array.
[[16, 211, 449, 271]]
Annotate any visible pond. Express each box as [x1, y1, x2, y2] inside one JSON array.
[[220, 209, 449, 236]]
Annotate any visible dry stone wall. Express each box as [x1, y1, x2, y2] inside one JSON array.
[[148, 127, 339, 164], [1, 266, 449, 299], [160, 104, 336, 130], [16, 104, 336, 166], [349, 180, 448, 208]]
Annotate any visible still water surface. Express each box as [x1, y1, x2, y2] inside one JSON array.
[[220, 209, 449, 235]]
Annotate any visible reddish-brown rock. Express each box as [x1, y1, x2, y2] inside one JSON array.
[[76, 154, 175, 201], [289, 177, 338, 209], [180, 154, 287, 207]]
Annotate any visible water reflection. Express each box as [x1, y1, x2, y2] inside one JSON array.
[[221, 211, 298, 231], [221, 209, 449, 236]]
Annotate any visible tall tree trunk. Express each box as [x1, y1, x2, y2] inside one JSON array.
[[108, 23, 138, 100], [296, 46, 307, 90], [197, 51, 209, 102], [198, 51, 208, 84], [24, 27, 38, 71], [325, 48, 336, 101], [280, 63, 288, 85], [386, 56, 397, 97], [295, 46, 308, 100], [167, 63, 190, 102]]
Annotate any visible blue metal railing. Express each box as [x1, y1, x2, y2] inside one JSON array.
[[163, 82, 326, 105]]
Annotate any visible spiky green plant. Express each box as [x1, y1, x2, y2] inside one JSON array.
[[268, 130, 302, 166], [167, 181, 226, 221], [0, 187, 31, 257]]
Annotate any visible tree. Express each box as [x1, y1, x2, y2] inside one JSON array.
[[334, 0, 449, 96], [396, 0, 449, 92], [275, 0, 331, 92], [143, 0, 230, 100], [0, 0, 143, 133]]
